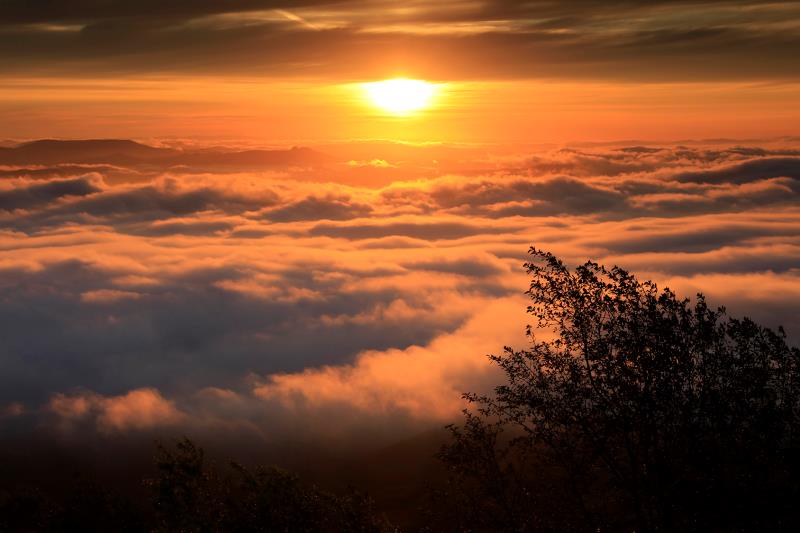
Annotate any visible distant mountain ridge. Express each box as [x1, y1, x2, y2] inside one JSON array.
[[0, 139, 333, 168]]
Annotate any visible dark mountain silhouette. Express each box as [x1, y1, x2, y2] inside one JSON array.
[[0, 139, 333, 168], [0, 139, 173, 165]]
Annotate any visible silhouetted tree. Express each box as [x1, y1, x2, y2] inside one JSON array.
[[147, 438, 227, 532], [439, 248, 800, 532]]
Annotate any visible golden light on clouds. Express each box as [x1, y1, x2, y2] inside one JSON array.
[[362, 78, 439, 115]]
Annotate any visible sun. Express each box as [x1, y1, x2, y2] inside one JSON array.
[[363, 78, 438, 115]]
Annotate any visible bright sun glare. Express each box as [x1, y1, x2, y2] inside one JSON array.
[[363, 78, 438, 114]]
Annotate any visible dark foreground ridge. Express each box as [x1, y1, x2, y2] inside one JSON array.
[[2, 248, 798, 532]]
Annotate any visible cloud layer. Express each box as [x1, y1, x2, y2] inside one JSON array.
[[1, 139, 799, 444]]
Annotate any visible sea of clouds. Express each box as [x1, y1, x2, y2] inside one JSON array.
[[1, 140, 798, 448]]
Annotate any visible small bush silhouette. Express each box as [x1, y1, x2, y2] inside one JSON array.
[[147, 437, 395, 533]]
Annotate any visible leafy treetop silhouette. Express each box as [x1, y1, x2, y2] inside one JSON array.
[[438, 248, 800, 533]]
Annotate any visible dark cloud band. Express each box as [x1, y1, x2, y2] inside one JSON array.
[[0, 1, 797, 81]]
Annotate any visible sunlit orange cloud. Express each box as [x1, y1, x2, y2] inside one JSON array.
[[253, 295, 529, 420], [1, 77, 798, 143], [47, 388, 184, 434]]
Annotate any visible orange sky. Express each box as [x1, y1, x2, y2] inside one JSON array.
[[0, 0, 798, 143], [2, 76, 799, 143]]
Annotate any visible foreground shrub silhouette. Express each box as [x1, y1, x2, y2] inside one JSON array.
[[437, 248, 800, 533], [148, 438, 395, 533]]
